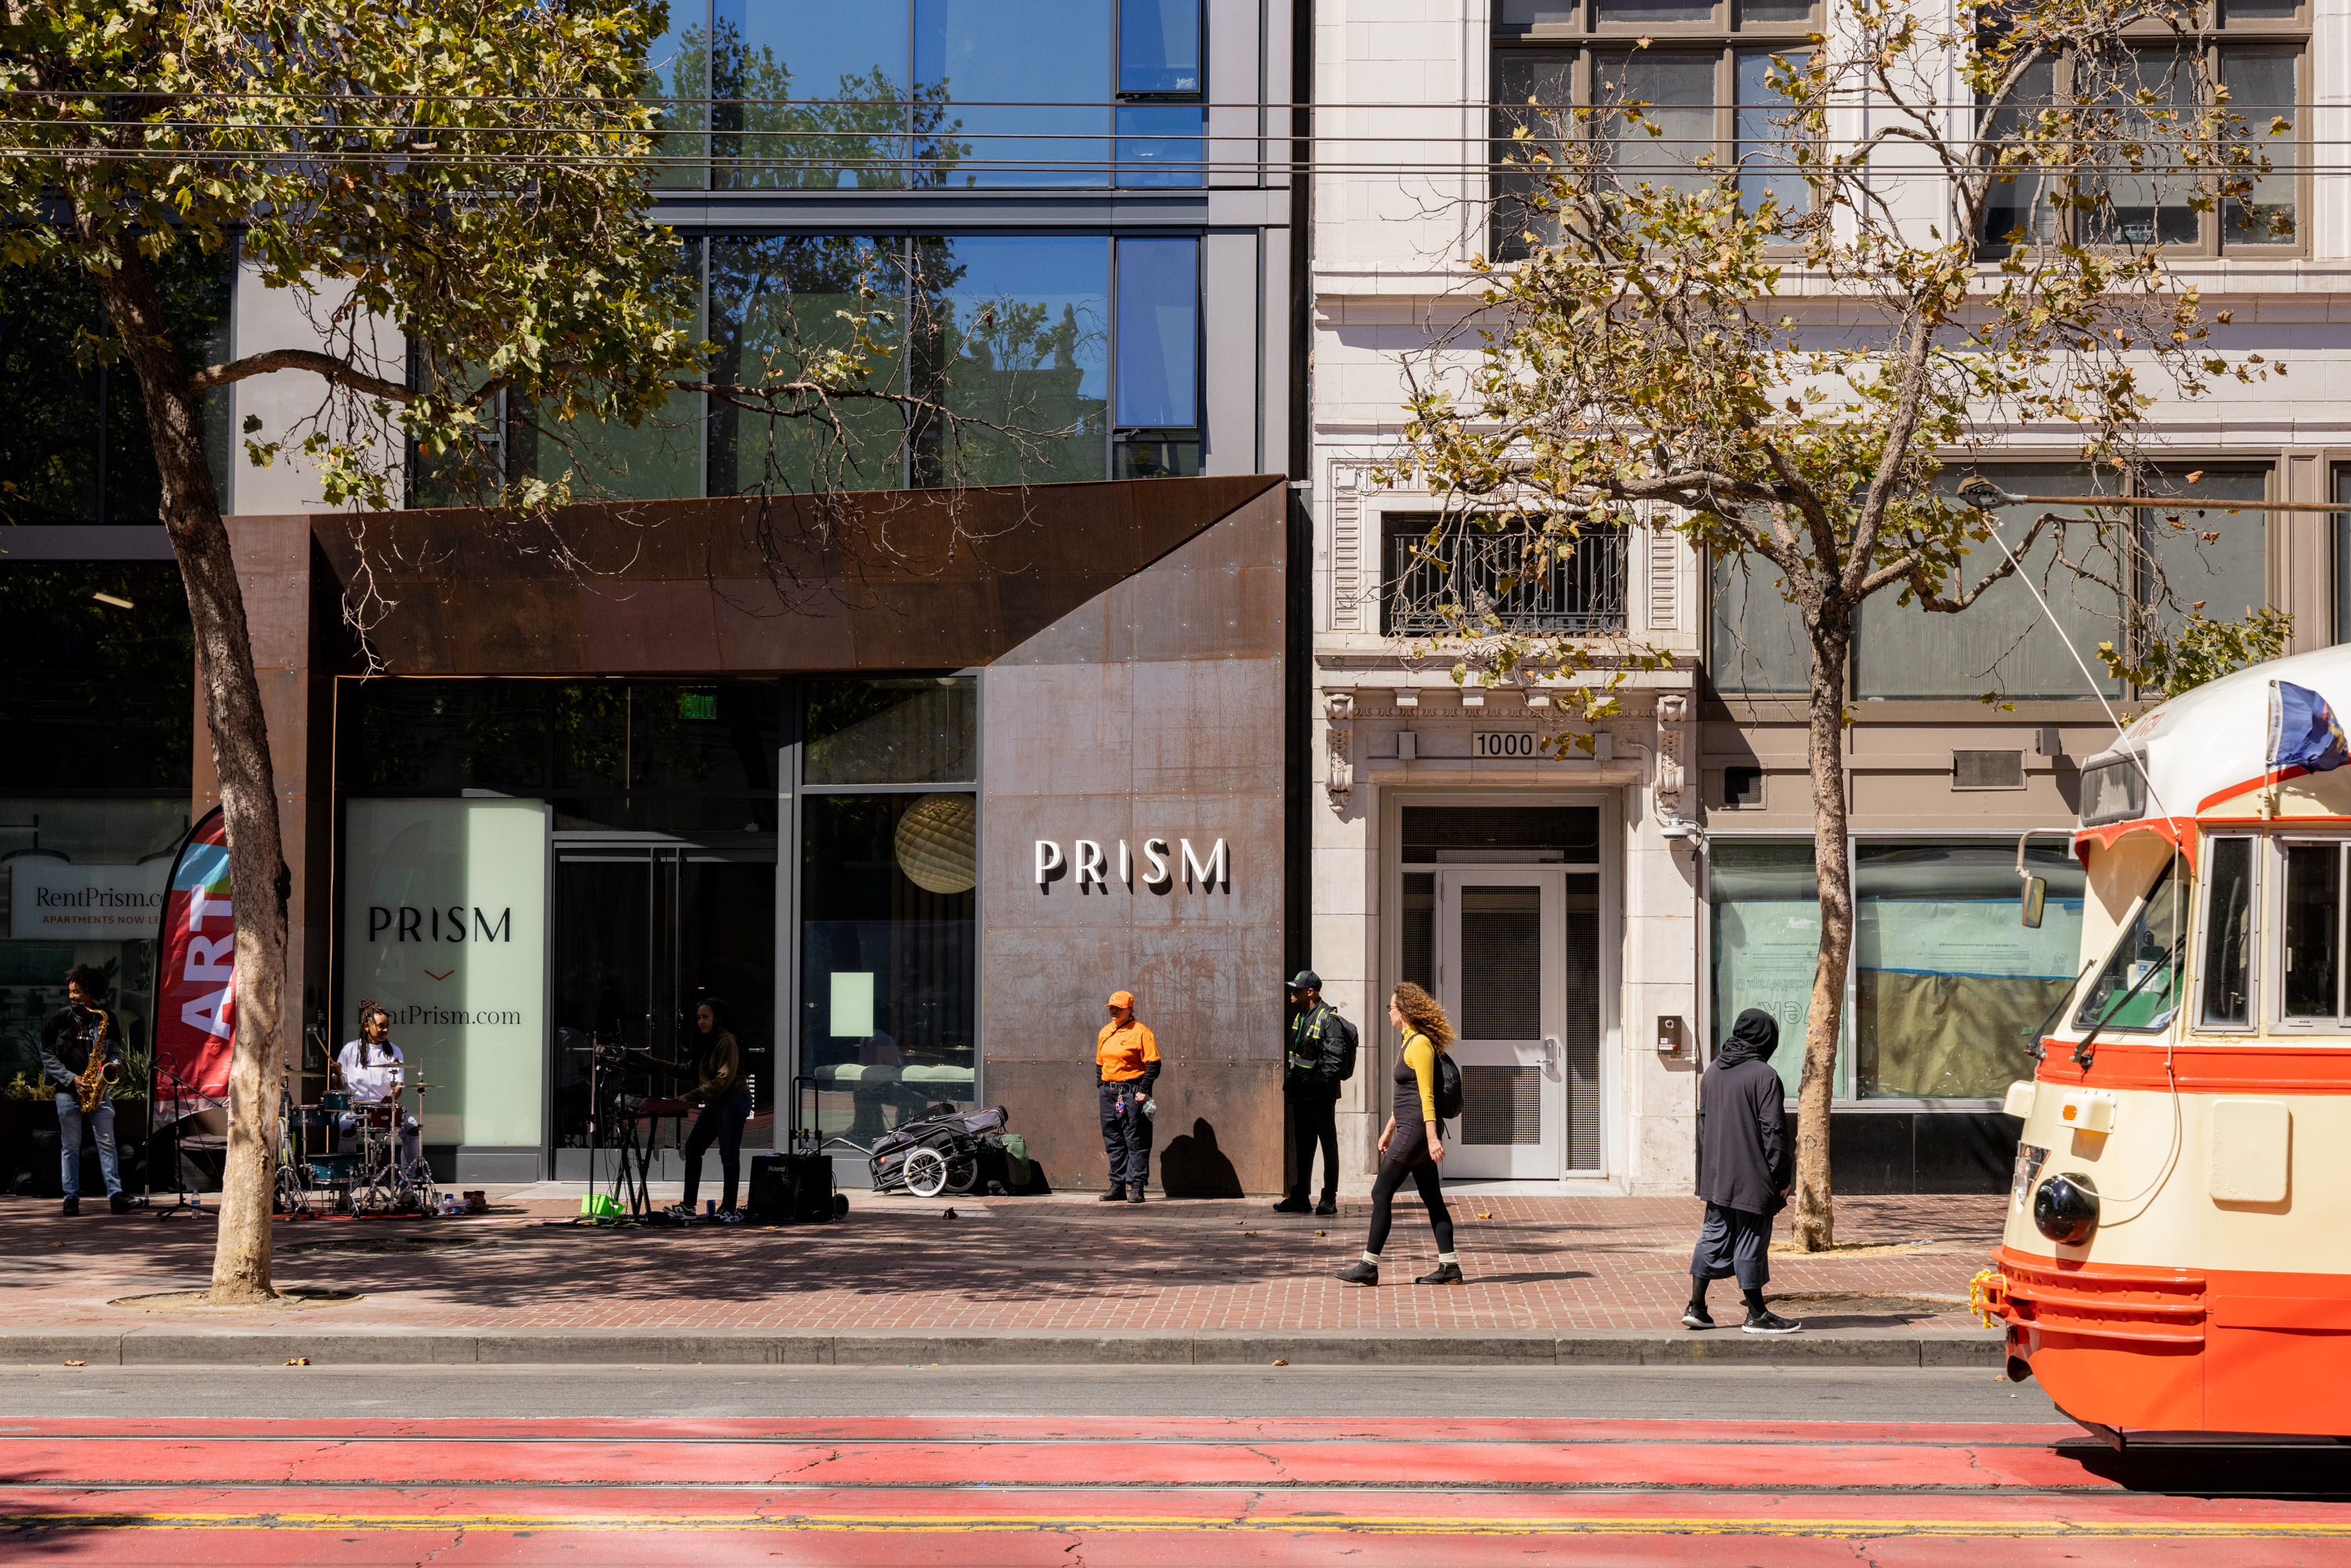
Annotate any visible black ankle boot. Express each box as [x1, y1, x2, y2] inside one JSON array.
[[1415, 1262, 1464, 1285], [1334, 1259, 1378, 1286]]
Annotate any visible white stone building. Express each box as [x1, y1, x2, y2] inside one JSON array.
[[1303, 0, 2346, 1197]]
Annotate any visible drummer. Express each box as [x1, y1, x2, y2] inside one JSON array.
[[336, 1001, 423, 1177]]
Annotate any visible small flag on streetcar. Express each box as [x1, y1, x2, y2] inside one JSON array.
[[2267, 680, 2351, 777]]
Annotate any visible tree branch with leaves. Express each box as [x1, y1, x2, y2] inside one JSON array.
[[1378, 0, 2288, 1248]]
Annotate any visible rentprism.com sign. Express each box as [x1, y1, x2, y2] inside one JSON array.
[[154, 808, 234, 1127]]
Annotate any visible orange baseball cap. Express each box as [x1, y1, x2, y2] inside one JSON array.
[[1106, 990, 1136, 1009]]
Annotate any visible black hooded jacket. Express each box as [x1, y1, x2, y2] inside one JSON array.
[[1697, 1009, 1791, 1215]]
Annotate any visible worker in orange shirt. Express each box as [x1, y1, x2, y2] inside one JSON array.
[[1096, 990, 1161, 1204]]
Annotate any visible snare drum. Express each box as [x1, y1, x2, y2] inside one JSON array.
[[358, 1100, 398, 1127], [321, 1091, 351, 1111], [287, 1106, 334, 1130], [306, 1154, 357, 1184]]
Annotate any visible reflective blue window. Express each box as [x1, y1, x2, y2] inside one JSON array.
[[1115, 104, 1204, 187], [915, 0, 1110, 187], [1120, 0, 1201, 94], [1114, 237, 1198, 429], [712, 2, 911, 190], [911, 235, 1110, 483]]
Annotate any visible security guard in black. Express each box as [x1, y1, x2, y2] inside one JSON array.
[[1274, 969, 1356, 1215]]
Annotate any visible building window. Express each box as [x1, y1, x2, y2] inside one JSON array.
[[1846, 462, 2271, 701], [1708, 556, 1813, 697], [647, 0, 1203, 190], [0, 246, 234, 525], [0, 797, 190, 1103], [1708, 838, 1830, 1097], [1382, 513, 1628, 638], [1976, 18, 2303, 255], [798, 677, 979, 1146], [1853, 839, 2082, 1099], [1490, 0, 1817, 259], [1112, 236, 1201, 479], [424, 233, 1199, 502]]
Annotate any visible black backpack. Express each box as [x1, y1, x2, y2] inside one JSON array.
[[1435, 1048, 1463, 1121], [1332, 1010, 1358, 1083]]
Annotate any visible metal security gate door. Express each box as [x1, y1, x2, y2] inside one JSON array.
[[1433, 870, 1564, 1179]]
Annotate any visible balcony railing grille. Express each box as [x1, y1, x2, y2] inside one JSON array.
[[1382, 515, 1628, 638]]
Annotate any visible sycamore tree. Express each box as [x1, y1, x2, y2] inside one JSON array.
[[0, 0, 1029, 1302], [1381, 0, 2289, 1248]]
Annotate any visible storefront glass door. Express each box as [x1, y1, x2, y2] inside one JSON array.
[[1433, 870, 1567, 1179], [549, 844, 773, 1177]]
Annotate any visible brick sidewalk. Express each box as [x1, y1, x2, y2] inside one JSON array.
[[2, 1191, 2005, 1336]]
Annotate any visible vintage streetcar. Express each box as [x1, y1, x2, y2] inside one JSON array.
[[1988, 643, 2351, 1443]]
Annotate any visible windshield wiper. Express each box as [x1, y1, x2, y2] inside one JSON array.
[[2072, 934, 2185, 1071], [2025, 961, 2096, 1063]]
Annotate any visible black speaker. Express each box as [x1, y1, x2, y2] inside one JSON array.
[[748, 1153, 838, 1224]]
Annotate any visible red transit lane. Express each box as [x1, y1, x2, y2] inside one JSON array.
[[5, 1417, 2349, 1565]]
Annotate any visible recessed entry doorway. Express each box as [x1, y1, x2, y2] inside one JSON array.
[[549, 842, 776, 1180], [1396, 805, 1609, 1180]]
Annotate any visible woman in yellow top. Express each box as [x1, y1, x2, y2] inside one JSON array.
[[1335, 981, 1462, 1286]]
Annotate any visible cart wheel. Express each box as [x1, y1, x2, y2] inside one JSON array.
[[833, 1193, 849, 1219], [904, 1147, 949, 1198], [944, 1155, 979, 1194]]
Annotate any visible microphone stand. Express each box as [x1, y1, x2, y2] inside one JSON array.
[[150, 1059, 210, 1221]]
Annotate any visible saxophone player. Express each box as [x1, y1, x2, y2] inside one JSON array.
[[39, 965, 129, 1216]]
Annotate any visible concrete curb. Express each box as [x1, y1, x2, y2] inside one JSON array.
[[2, 1326, 2002, 1369]]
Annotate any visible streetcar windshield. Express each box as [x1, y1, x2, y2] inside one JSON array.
[[2071, 854, 2184, 1033]]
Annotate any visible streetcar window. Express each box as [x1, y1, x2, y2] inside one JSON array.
[[2282, 842, 2343, 1019], [2201, 838, 2255, 1027], [2073, 856, 2183, 1033], [2080, 757, 2147, 827]]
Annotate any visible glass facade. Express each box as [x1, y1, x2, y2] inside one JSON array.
[[420, 234, 1198, 504], [331, 675, 986, 1173], [0, 563, 197, 1106], [0, 247, 234, 526], [799, 676, 979, 1146], [648, 0, 1204, 189]]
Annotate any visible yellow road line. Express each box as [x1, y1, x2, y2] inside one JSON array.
[[6, 1513, 2349, 1539]]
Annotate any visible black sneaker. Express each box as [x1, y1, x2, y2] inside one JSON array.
[[60, 1197, 78, 1217], [1272, 1196, 1313, 1214], [1097, 1186, 1127, 1202], [1743, 1309, 1802, 1335], [1126, 1185, 1146, 1204], [1415, 1262, 1464, 1286], [109, 1192, 136, 1214], [1334, 1260, 1378, 1286], [1313, 1196, 1338, 1217], [1680, 1304, 1715, 1331]]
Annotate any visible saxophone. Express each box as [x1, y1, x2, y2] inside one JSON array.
[[74, 1008, 120, 1114]]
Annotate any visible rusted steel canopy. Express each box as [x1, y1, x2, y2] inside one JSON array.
[[305, 474, 1285, 675]]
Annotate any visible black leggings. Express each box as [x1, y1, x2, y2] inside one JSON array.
[[1365, 1157, 1454, 1256]]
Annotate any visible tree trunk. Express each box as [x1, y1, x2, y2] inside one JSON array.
[[1792, 614, 1854, 1252], [86, 240, 289, 1304]]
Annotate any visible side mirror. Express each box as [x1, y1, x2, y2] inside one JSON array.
[[2021, 875, 2048, 930]]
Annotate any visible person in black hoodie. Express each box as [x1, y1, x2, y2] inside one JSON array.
[[1685, 1008, 1802, 1334]]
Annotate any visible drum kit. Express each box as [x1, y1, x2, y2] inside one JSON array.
[[275, 1070, 437, 1217]]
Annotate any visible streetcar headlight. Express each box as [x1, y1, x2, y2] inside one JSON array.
[[2032, 1172, 2099, 1247]]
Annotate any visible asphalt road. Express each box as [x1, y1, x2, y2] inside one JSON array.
[[0, 1362, 2067, 1421]]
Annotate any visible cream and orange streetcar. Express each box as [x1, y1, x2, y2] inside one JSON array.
[[1986, 645, 2351, 1443]]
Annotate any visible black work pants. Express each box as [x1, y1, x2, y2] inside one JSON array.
[[1098, 1081, 1153, 1188], [1365, 1153, 1454, 1256], [1284, 1093, 1339, 1200], [683, 1090, 753, 1211]]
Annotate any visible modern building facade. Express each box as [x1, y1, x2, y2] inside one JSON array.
[[0, 0, 1309, 1190], [1308, 0, 2347, 1194]]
